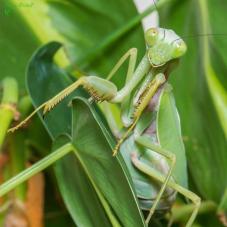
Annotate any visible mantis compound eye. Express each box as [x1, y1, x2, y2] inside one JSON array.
[[145, 28, 159, 46], [172, 40, 187, 58]]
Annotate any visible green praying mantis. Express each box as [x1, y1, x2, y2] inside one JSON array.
[[1, 27, 201, 226]]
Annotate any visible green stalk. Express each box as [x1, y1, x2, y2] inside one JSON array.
[[0, 77, 18, 149], [0, 143, 72, 197], [8, 96, 33, 200], [9, 133, 28, 201], [170, 200, 217, 222]]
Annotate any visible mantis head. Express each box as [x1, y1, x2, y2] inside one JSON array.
[[145, 28, 187, 67]]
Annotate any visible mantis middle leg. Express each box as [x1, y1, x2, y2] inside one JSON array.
[[135, 135, 176, 225], [131, 152, 201, 227]]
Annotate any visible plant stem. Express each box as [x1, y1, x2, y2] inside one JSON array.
[[0, 77, 18, 149], [9, 134, 27, 201], [8, 96, 32, 200], [0, 143, 72, 197], [170, 200, 217, 222]]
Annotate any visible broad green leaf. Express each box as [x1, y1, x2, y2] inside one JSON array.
[[159, 0, 227, 202], [53, 135, 113, 227], [27, 42, 145, 226], [66, 97, 144, 226]]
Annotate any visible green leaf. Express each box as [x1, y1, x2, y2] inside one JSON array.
[[61, 97, 145, 226], [53, 135, 113, 227], [159, 0, 227, 202], [27, 42, 145, 226]]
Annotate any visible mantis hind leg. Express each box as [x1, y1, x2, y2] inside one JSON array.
[[131, 152, 200, 227], [135, 136, 176, 225]]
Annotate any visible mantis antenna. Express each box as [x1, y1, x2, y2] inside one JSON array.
[[172, 33, 227, 43], [151, 0, 227, 42]]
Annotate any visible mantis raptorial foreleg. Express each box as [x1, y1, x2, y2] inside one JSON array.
[[112, 73, 166, 156], [131, 152, 201, 227], [8, 76, 117, 132], [135, 136, 176, 224], [8, 49, 150, 133]]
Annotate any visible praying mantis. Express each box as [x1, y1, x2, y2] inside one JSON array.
[[2, 27, 201, 226]]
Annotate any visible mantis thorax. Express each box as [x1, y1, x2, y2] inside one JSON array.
[[145, 28, 187, 67]]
